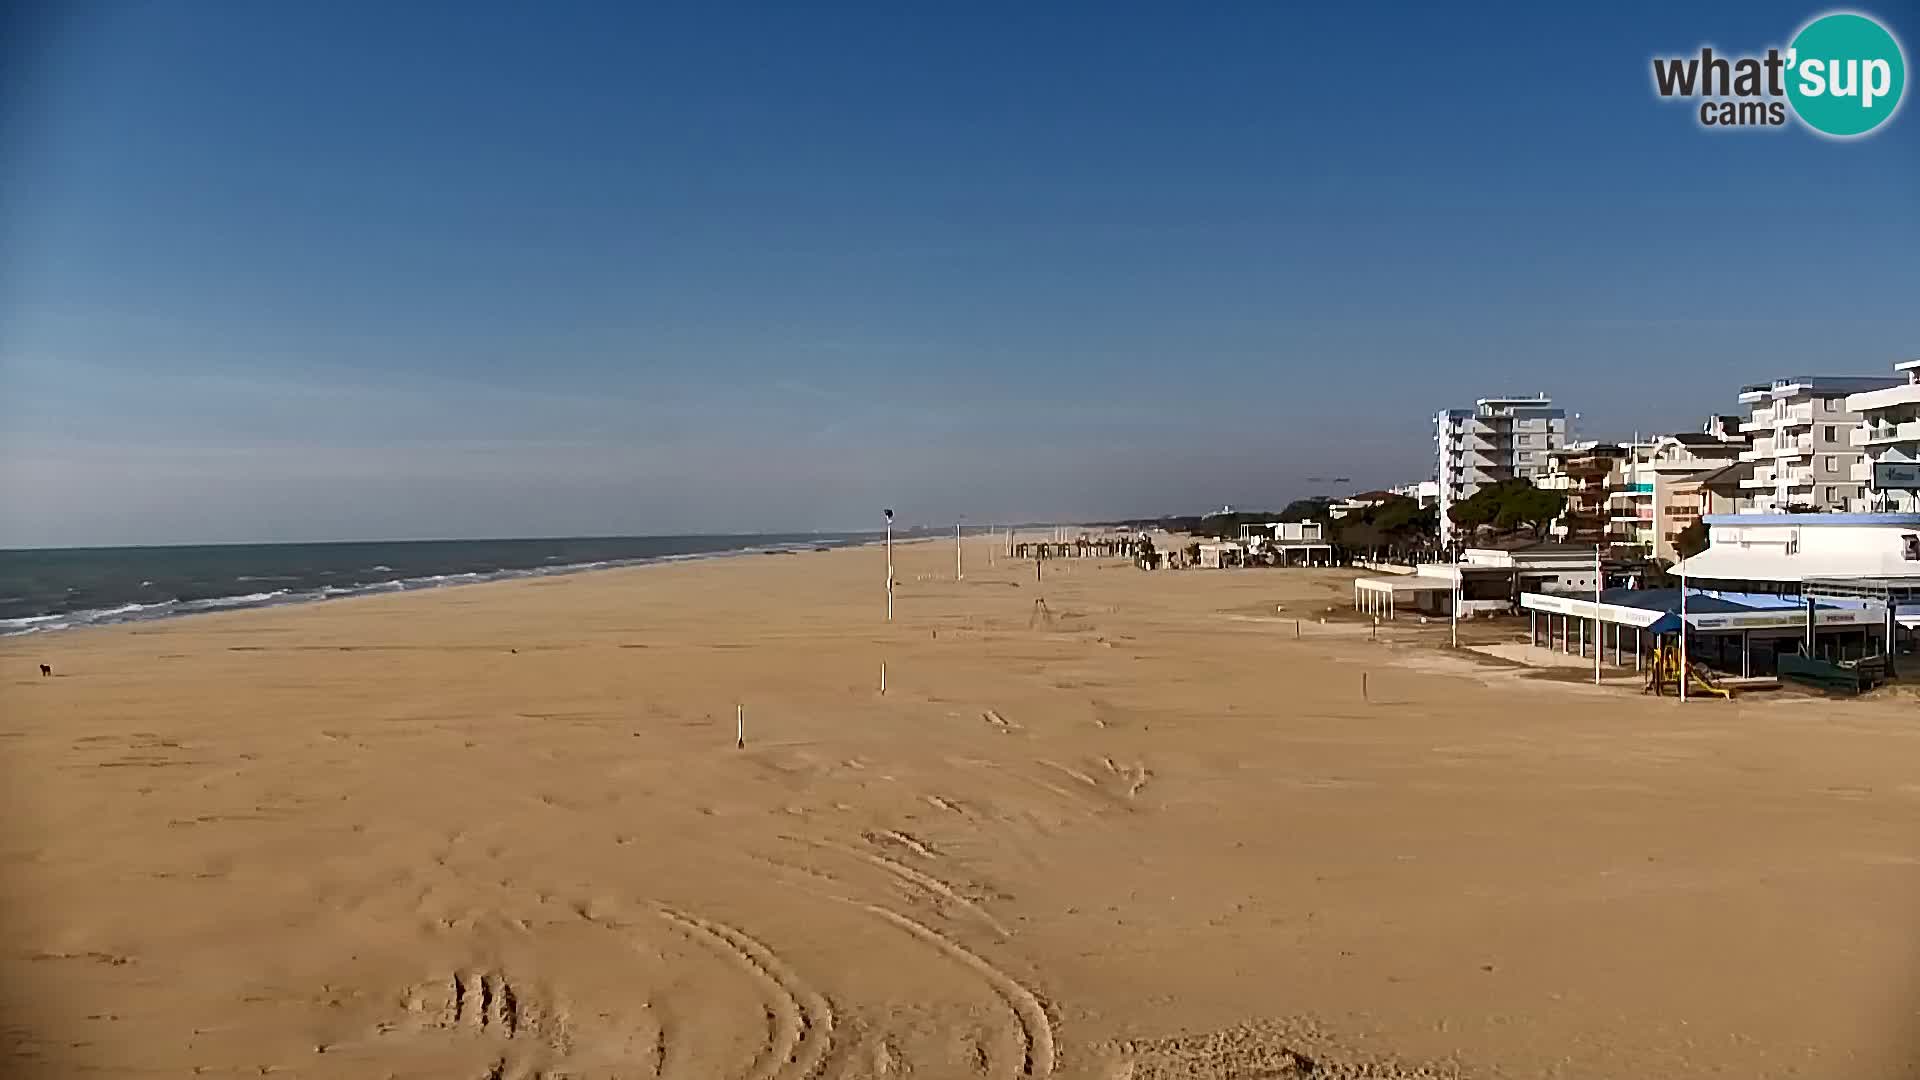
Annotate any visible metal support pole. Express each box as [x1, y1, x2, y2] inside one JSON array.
[[1680, 562, 1689, 703], [1887, 601, 1899, 678], [1805, 595, 1816, 656], [1594, 546, 1603, 685]]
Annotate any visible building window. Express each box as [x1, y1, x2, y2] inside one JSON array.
[[1823, 425, 1835, 441], [1823, 455, 1836, 472]]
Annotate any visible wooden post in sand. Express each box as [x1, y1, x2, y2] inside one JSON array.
[[1362, 672, 1369, 702], [880, 662, 887, 694], [736, 704, 745, 749]]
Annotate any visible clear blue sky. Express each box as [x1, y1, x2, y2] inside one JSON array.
[[3, 1, 1916, 545]]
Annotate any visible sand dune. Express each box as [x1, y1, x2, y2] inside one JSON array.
[[3, 539, 1918, 1078]]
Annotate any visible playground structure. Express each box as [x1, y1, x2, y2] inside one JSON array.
[[1642, 638, 1732, 699]]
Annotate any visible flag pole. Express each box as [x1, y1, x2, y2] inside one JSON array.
[[1594, 544, 1603, 685]]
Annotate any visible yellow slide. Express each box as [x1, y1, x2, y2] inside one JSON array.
[[1643, 640, 1733, 699]]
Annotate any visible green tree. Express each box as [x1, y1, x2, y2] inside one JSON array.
[[1450, 481, 1564, 539], [1278, 498, 1332, 523], [1448, 495, 1497, 533], [1509, 486, 1566, 538], [1370, 496, 1422, 535], [1673, 520, 1710, 559], [1335, 519, 1387, 554]]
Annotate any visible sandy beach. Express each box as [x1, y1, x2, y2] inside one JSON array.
[[4, 539, 1918, 1079]]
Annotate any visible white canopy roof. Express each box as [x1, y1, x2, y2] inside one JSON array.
[[1355, 575, 1454, 593]]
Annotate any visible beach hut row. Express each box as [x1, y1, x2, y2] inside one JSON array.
[[1009, 537, 1145, 560]]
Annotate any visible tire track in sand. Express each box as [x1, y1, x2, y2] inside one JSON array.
[[829, 842, 1012, 938], [859, 904, 1054, 1078], [657, 908, 835, 1080]]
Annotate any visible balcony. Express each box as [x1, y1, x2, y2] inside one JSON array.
[[1858, 419, 1920, 445], [1772, 434, 1814, 458], [1748, 407, 1776, 427], [1775, 403, 1815, 428], [1738, 476, 1776, 490], [1784, 467, 1815, 486]]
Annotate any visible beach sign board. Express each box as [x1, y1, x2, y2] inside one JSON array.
[[1872, 461, 1920, 490]]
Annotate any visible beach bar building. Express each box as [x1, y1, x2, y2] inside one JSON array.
[[1517, 512, 1920, 677], [1674, 513, 1920, 604], [1520, 588, 1888, 677]]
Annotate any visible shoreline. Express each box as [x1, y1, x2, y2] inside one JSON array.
[[0, 534, 884, 642]]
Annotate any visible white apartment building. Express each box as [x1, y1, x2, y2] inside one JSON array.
[[1435, 395, 1567, 546], [1737, 376, 1900, 513], [1846, 359, 1920, 513]]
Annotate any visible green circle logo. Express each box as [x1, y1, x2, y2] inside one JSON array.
[[1786, 12, 1906, 137]]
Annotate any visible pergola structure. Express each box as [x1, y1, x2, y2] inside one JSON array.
[[1804, 577, 1919, 676], [1352, 575, 1455, 619]]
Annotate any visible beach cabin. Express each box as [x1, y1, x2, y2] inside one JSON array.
[[1196, 542, 1244, 569]]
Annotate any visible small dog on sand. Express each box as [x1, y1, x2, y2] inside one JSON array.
[[39, 664, 51, 677]]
